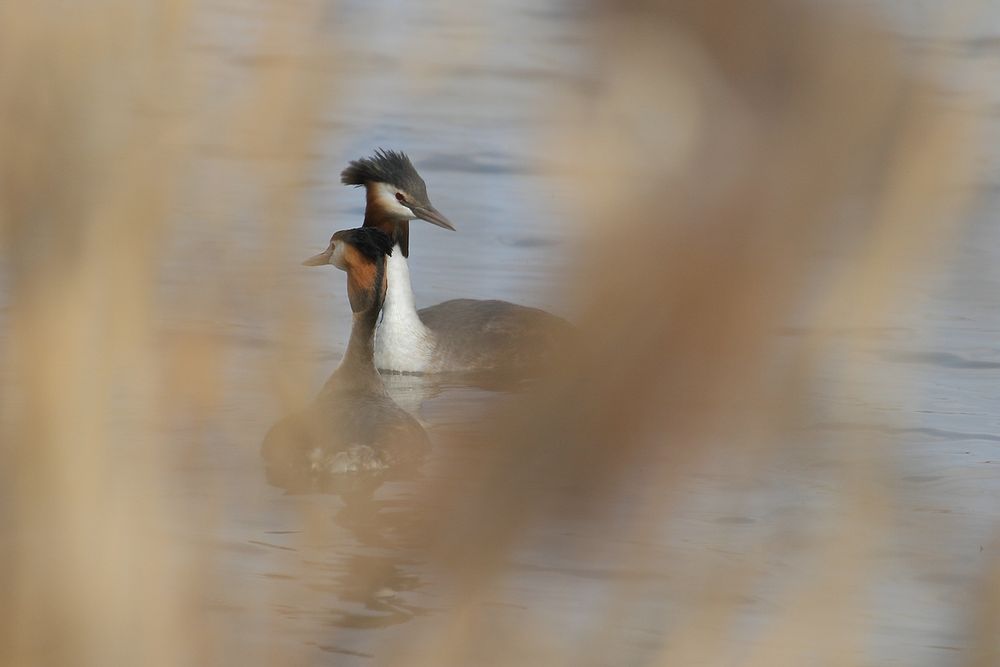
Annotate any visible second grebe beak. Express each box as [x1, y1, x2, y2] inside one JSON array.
[[302, 247, 333, 266], [411, 204, 455, 231]]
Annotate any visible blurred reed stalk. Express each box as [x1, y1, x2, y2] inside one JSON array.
[[0, 0, 333, 664], [385, 1, 990, 666]]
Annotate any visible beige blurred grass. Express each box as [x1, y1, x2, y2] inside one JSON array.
[[0, 0, 333, 664], [393, 2, 994, 666], [0, 0, 996, 666]]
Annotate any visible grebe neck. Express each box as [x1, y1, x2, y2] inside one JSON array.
[[326, 261, 386, 394]]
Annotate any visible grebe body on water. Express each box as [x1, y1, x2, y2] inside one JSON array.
[[261, 228, 429, 493]]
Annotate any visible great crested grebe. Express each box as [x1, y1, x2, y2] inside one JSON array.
[[261, 228, 430, 492], [342, 149, 572, 376]]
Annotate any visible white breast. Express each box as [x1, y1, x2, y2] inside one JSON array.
[[375, 247, 436, 373]]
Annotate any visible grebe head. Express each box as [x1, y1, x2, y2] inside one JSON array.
[[303, 227, 394, 312], [341, 148, 455, 231]]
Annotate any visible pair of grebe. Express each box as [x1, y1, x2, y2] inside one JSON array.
[[263, 150, 568, 487]]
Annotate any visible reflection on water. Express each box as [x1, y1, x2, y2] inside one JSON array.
[[252, 364, 530, 645], [219, 360, 505, 661], [880, 350, 1000, 369]]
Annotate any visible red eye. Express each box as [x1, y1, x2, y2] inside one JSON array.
[[395, 192, 406, 203]]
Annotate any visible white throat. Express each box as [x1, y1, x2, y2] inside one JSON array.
[[374, 246, 435, 373]]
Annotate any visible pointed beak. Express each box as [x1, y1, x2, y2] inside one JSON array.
[[302, 247, 332, 266], [411, 204, 455, 231]]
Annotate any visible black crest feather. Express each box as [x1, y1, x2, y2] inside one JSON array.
[[340, 148, 428, 201], [332, 227, 394, 261]]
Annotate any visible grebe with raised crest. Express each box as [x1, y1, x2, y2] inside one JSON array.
[[342, 149, 572, 376]]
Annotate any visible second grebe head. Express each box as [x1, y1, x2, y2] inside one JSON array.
[[303, 227, 394, 312], [340, 148, 455, 231]]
